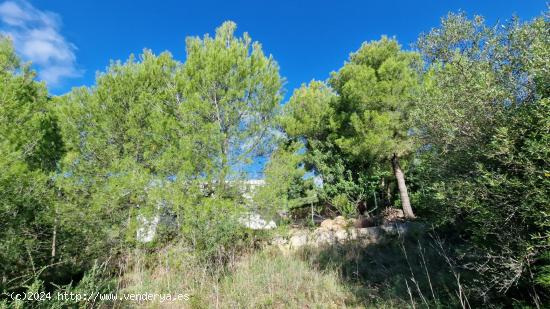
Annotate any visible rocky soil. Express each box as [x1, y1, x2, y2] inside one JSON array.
[[271, 213, 425, 251]]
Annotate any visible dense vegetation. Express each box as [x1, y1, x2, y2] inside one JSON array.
[[0, 11, 548, 308]]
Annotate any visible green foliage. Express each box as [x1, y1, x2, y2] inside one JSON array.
[[414, 14, 508, 156], [537, 251, 550, 289], [0, 37, 19, 72], [1, 10, 548, 308], [0, 262, 116, 309], [54, 50, 198, 270], [253, 141, 309, 217], [412, 12, 550, 302], [181, 21, 283, 187], [57, 50, 203, 178], [329, 36, 421, 161], [331, 193, 356, 217], [177, 196, 248, 260], [0, 38, 63, 171], [2, 20, 283, 305], [281, 80, 336, 140], [55, 19, 283, 253], [0, 36, 64, 292], [282, 38, 421, 216]]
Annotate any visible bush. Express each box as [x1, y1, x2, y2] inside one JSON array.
[[177, 197, 250, 262], [331, 194, 357, 217], [0, 262, 115, 309]]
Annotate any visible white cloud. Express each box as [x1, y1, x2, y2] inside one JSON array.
[[0, 0, 80, 86]]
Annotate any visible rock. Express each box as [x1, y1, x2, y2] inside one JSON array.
[[289, 232, 308, 248], [314, 230, 336, 245], [271, 236, 288, 246], [264, 220, 277, 229], [277, 210, 289, 220], [382, 208, 405, 223], [320, 219, 336, 230], [333, 216, 347, 227], [347, 228, 358, 240], [334, 229, 348, 242], [381, 222, 405, 235], [356, 227, 370, 237], [238, 213, 277, 230], [365, 227, 384, 242], [271, 222, 425, 251], [335, 216, 355, 230], [320, 216, 351, 231], [271, 236, 290, 253]]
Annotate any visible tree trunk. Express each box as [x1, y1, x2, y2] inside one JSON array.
[[391, 153, 415, 219], [381, 177, 392, 207], [51, 203, 58, 263], [218, 136, 229, 192], [51, 219, 57, 259]]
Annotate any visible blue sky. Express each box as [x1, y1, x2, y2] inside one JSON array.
[[0, 0, 545, 97], [0, 0, 544, 178]]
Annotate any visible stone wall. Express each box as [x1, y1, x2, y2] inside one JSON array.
[[271, 218, 424, 250]]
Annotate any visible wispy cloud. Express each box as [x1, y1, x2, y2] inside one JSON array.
[[0, 0, 81, 86]]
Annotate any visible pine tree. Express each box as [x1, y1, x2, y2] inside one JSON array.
[[283, 38, 421, 218], [181, 21, 283, 190]]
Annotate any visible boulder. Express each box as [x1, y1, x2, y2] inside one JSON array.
[[238, 213, 277, 230], [334, 229, 349, 243], [347, 228, 358, 240], [364, 227, 384, 242], [313, 229, 336, 245], [320, 216, 351, 231], [270, 221, 425, 251], [271, 236, 288, 246], [381, 221, 419, 235], [320, 219, 336, 230], [382, 208, 405, 223], [289, 232, 308, 248], [333, 216, 348, 227]]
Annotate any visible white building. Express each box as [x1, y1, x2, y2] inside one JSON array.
[[136, 179, 270, 243]]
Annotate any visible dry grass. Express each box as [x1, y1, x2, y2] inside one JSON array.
[[119, 244, 223, 308], [119, 244, 359, 308], [218, 247, 355, 308], [118, 235, 462, 308]]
